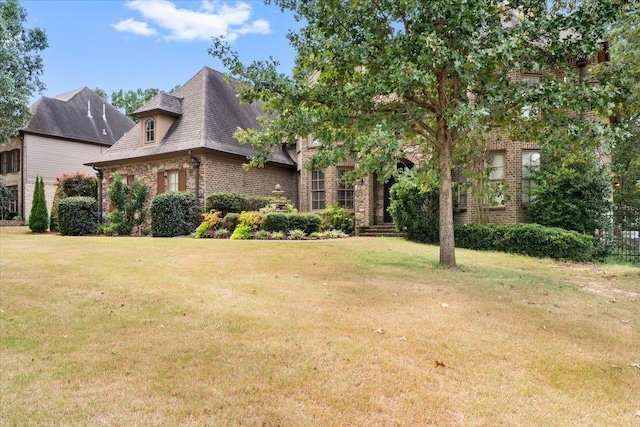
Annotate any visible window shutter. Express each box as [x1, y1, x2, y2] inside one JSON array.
[[178, 170, 187, 191], [157, 172, 165, 194]]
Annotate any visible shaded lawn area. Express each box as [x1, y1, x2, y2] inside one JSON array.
[[1, 227, 639, 426]]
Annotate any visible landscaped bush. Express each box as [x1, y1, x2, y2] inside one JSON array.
[[195, 211, 222, 238], [238, 211, 262, 230], [222, 213, 240, 232], [262, 212, 289, 232], [288, 229, 306, 240], [388, 178, 439, 243], [270, 231, 286, 240], [454, 223, 594, 262], [50, 172, 97, 232], [205, 191, 271, 216], [287, 213, 322, 235], [151, 191, 200, 237], [213, 228, 230, 239], [57, 197, 98, 236], [254, 229, 271, 240], [102, 174, 148, 236], [320, 203, 354, 234], [230, 223, 253, 240]]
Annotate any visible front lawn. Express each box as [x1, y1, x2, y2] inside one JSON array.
[[1, 227, 638, 425]]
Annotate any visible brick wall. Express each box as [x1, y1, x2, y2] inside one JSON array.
[[100, 151, 298, 220]]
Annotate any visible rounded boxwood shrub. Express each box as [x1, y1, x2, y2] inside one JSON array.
[[57, 197, 98, 236], [262, 212, 289, 232], [222, 213, 240, 232], [151, 192, 201, 237], [287, 213, 322, 234], [205, 191, 272, 216]]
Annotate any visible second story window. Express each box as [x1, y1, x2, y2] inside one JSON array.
[[0, 150, 20, 175], [487, 152, 505, 205], [145, 119, 155, 144], [522, 151, 540, 204]]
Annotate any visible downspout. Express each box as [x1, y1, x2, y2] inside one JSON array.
[[91, 164, 104, 223], [188, 150, 201, 206], [19, 131, 25, 220]]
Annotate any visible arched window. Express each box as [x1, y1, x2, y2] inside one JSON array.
[[145, 119, 155, 143]]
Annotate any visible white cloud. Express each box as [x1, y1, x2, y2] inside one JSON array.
[[111, 18, 158, 36], [112, 0, 271, 42]]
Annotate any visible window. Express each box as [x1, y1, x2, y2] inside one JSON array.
[[521, 75, 541, 119], [522, 151, 540, 203], [455, 168, 467, 208], [337, 169, 354, 209], [311, 170, 325, 210], [309, 136, 320, 148], [144, 119, 155, 143], [167, 171, 179, 192], [487, 152, 505, 205], [0, 150, 20, 174]]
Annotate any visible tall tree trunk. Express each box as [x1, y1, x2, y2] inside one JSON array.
[[438, 138, 457, 269]]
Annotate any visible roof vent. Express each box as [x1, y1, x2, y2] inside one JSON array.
[[102, 129, 107, 135], [102, 104, 106, 122], [87, 100, 93, 118]]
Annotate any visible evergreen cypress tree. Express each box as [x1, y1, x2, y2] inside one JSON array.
[[29, 175, 49, 232]]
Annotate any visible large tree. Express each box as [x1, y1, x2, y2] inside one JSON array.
[[0, 0, 47, 143], [211, 0, 620, 268], [593, 0, 640, 209]]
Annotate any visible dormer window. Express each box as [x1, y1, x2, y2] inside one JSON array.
[[145, 119, 155, 144]]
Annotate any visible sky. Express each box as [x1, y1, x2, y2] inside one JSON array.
[[21, 0, 300, 104]]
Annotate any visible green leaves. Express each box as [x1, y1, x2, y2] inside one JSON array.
[[0, 0, 48, 143]]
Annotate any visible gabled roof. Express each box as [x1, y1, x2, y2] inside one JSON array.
[[89, 66, 295, 167], [24, 87, 135, 146], [132, 92, 182, 117]]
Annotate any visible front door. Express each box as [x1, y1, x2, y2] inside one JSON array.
[[383, 175, 395, 223]]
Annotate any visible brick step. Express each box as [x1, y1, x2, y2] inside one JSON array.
[[359, 224, 407, 238]]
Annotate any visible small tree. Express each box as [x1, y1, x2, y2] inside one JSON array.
[[0, 177, 12, 220], [103, 174, 148, 235], [29, 175, 48, 232]]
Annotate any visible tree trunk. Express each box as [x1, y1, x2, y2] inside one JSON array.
[[437, 124, 457, 269]]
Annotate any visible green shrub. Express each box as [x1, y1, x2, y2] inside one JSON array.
[[270, 231, 286, 240], [388, 177, 439, 243], [57, 197, 98, 236], [195, 211, 222, 238], [287, 213, 322, 234], [320, 203, 354, 234], [50, 172, 98, 232], [288, 229, 306, 240], [238, 211, 262, 230], [454, 223, 594, 262], [230, 223, 253, 240], [151, 191, 201, 237], [220, 212, 239, 232], [254, 229, 271, 240], [29, 175, 49, 232], [262, 212, 289, 232], [103, 174, 148, 235], [213, 228, 230, 239], [205, 192, 272, 216]]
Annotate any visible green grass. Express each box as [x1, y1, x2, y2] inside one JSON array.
[[1, 227, 639, 426]]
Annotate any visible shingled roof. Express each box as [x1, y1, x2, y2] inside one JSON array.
[[24, 87, 135, 146], [89, 67, 295, 167], [132, 92, 182, 117]]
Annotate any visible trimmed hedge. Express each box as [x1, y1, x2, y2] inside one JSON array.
[[319, 204, 354, 234], [454, 223, 594, 262], [287, 213, 322, 235], [58, 197, 98, 236], [262, 212, 289, 232], [205, 192, 272, 216], [151, 192, 201, 237]]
